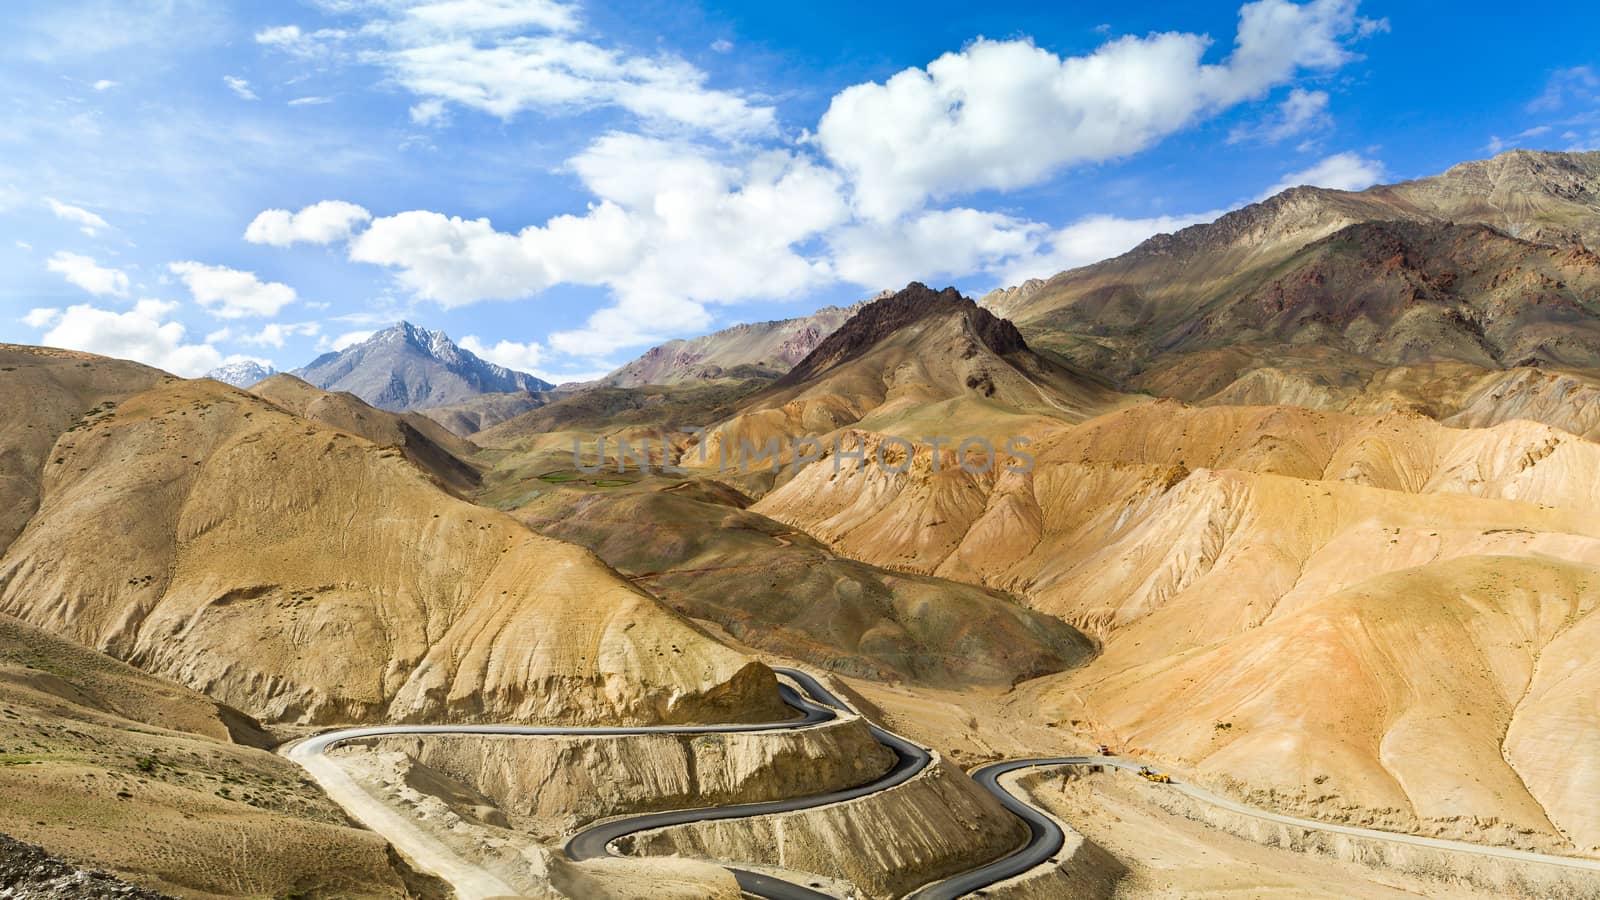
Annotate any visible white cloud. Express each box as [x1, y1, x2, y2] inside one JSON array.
[[224, 75, 258, 101], [325, 329, 375, 351], [710, 39, 733, 54], [168, 262, 297, 318], [1228, 87, 1331, 144], [459, 335, 543, 371], [288, 95, 333, 106], [382, 36, 775, 139], [1261, 150, 1385, 197], [254, 24, 350, 58], [817, 0, 1383, 220], [45, 197, 111, 235], [240, 321, 321, 347], [1485, 125, 1553, 154], [409, 98, 449, 125], [262, 1, 771, 139], [349, 134, 846, 355], [398, 0, 580, 35], [15, 240, 34, 251], [23, 307, 61, 328], [47, 251, 129, 296], [829, 208, 1043, 290], [39, 299, 225, 376], [997, 210, 1225, 284], [245, 200, 372, 246], [1528, 65, 1597, 113], [92, 79, 118, 91]]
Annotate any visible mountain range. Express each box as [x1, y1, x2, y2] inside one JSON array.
[[10, 148, 1600, 898]]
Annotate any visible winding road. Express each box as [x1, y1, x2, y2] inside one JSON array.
[[287, 674, 1600, 900], [285, 669, 930, 900]]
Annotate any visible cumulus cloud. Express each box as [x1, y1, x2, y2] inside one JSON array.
[[350, 133, 845, 354], [23, 307, 61, 328], [92, 79, 118, 91], [323, 329, 375, 351], [168, 262, 297, 318], [817, 0, 1384, 219], [458, 335, 544, 371], [47, 251, 129, 296], [224, 75, 258, 100], [829, 208, 1043, 290], [46, 197, 110, 235], [245, 201, 372, 246], [38, 299, 226, 376], [997, 210, 1225, 285], [1260, 150, 1385, 197]]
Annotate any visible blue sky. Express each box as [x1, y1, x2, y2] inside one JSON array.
[[2, 0, 1597, 382]]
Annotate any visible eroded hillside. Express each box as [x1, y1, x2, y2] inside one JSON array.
[[0, 358, 786, 727]]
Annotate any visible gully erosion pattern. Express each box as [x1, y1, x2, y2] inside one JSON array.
[[285, 667, 1600, 899]]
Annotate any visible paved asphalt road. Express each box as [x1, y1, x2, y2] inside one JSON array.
[[287, 667, 932, 900]]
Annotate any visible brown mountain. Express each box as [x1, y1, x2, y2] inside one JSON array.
[[991, 150, 1600, 388], [598, 300, 871, 388], [695, 283, 1131, 472]]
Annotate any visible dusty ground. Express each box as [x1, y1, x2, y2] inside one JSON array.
[[1029, 769, 1494, 899], [841, 674, 1580, 899], [0, 614, 428, 899]]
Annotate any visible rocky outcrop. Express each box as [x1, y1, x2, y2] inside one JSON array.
[[0, 832, 172, 900], [776, 283, 1027, 388]]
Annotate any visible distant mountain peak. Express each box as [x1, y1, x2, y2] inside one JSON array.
[[205, 360, 276, 388], [290, 323, 551, 412]]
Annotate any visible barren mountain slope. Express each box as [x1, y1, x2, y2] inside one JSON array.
[[251, 373, 483, 493], [992, 150, 1600, 384], [755, 400, 1600, 850], [475, 376, 775, 451], [0, 613, 426, 898], [416, 390, 552, 437], [0, 344, 171, 554], [599, 301, 869, 388], [1135, 351, 1600, 441], [0, 358, 785, 727], [510, 478, 1093, 687]]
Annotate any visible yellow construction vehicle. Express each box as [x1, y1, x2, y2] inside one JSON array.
[[1137, 766, 1171, 784]]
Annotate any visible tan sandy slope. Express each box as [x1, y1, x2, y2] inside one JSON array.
[[755, 399, 1600, 853], [0, 357, 786, 727]]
